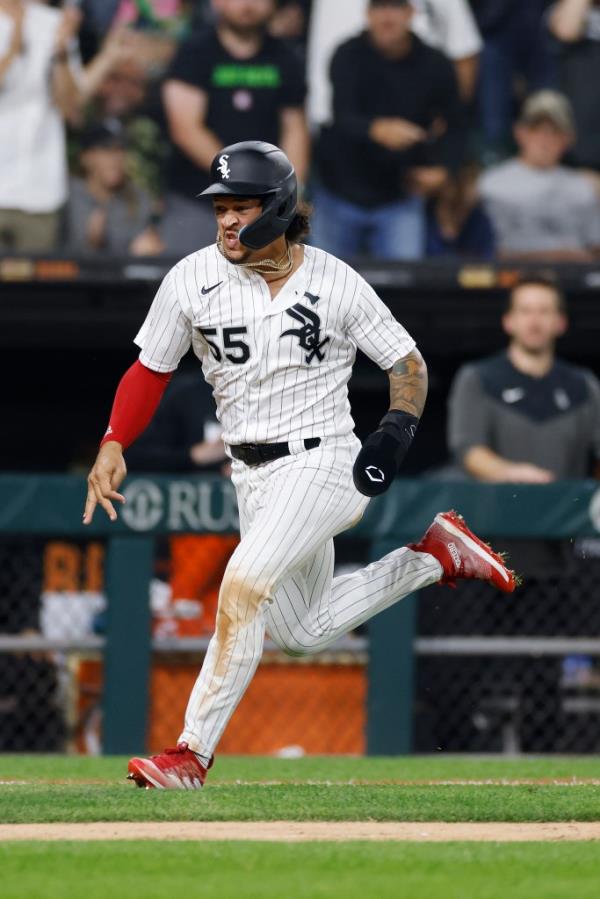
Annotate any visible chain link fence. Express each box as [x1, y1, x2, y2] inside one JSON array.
[[3, 529, 600, 756], [0, 537, 105, 753], [414, 539, 600, 753], [0, 535, 367, 755]]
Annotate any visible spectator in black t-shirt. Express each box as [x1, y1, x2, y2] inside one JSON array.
[[161, 0, 310, 255], [312, 0, 464, 261]]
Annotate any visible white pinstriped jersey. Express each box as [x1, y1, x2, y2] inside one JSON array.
[[134, 244, 415, 445]]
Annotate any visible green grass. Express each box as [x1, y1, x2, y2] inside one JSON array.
[[2, 842, 600, 899], [2, 753, 600, 784], [3, 757, 599, 899], [1, 756, 600, 824], [4, 783, 600, 823]]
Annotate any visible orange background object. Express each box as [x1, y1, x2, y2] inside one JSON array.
[[149, 660, 366, 755], [73, 658, 366, 755]]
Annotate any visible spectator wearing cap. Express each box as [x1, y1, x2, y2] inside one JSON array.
[[478, 91, 600, 261], [161, 0, 309, 256], [0, 0, 82, 252], [307, 0, 481, 131], [549, 0, 600, 172], [66, 121, 163, 255], [312, 0, 464, 261]]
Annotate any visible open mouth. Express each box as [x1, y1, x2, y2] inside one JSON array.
[[224, 231, 240, 250]]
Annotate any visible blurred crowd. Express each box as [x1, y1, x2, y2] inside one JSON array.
[[2, 0, 600, 261]]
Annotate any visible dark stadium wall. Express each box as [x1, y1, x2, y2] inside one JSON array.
[[3, 269, 600, 473]]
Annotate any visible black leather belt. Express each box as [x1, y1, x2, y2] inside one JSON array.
[[230, 438, 321, 466]]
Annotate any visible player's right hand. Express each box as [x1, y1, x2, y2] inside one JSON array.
[[83, 441, 127, 524]]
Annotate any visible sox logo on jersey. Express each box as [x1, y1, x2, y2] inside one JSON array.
[[281, 302, 330, 364]]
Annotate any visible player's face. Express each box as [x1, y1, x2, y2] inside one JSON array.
[[215, 0, 275, 33], [213, 196, 263, 262], [515, 121, 572, 169], [368, 4, 413, 54], [502, 286, 567, 354]]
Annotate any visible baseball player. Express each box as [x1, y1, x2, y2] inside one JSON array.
[[83, 141, 517, 790]]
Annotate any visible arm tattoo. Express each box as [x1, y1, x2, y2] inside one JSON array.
[[388, 349, 428, 418]]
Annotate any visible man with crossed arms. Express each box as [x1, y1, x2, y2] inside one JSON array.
[[84, 141, 516, 789]]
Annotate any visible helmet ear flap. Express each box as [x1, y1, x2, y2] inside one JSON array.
[[238, 178, 298, 250], [238, 192, 281, 250]]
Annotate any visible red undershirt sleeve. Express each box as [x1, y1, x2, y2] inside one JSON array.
[[100, 360, 172, 450]]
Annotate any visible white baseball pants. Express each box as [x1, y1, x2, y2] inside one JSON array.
[[179, 434, 442, 757]]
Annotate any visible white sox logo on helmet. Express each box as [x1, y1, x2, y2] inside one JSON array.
[[217, 155, 231, 180]]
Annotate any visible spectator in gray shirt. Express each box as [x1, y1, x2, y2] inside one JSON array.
[[478, 91, 600, 261], [67, 120, 163, 256], [448, 271, 600, 717], [448, 273, 600, 482]]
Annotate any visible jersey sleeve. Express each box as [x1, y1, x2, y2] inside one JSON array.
[[134, 270, 192, 373], [346, 281, 416, 370]]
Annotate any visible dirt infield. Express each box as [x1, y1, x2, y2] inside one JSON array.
[[1, 822, 600, 842]]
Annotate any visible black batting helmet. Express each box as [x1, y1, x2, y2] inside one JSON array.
[[198, 141, 298, 250]]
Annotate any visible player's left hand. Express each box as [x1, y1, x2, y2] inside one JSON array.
[[353, 411, 419, 497], [83, 441, 127, 524]]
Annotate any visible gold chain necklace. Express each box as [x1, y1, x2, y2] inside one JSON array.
[[217, 238, 294, 277]]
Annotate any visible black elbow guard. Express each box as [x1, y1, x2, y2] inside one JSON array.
[[352, 410, 420, 497]]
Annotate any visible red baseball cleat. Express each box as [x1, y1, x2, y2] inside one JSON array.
[[127, 742, 213, 790], [409, 510, 519, 593]]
